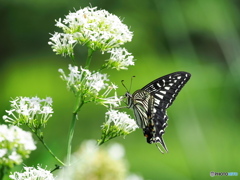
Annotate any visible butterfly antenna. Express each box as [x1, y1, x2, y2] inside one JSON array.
[[129, 76, 135, 93], [121, 80, 129, 92]]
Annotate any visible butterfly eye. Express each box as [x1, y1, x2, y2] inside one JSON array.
[[125, 92, 131, 98]]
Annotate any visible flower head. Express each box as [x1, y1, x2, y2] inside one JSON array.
[[105, 109, 138, 133], [59, 65, 120, 107], [49, 6, 133, 57], [0, 125, 36, 168], [98, 110, 138, 145], [3, 96, 53, 129], [9, 166, 54, 180], [105, 48, 135, 70], [57, 140, 127, 180], [59, 65, 108, 95]]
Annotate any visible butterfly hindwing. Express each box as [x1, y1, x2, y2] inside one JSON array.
[[131, 90, 153, 128]]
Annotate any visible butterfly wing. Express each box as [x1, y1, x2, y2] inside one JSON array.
[[141, 71, 191, 152], [142, 71, 191, 109], [131, 90, 153, 129]]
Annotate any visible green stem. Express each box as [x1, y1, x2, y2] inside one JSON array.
[[98, 133, 106, 146], [70, 55, 76, 65], [98, 135, 117, 146], [66, 112, 77, 165], [97, 126, 118, 146], [35, 132, 66, 166], [26, 125, 65, 166], [98, 63, 108, 72], [66, 97, 84, 165], [0, 166, 11, 180], [85, 48, 94, 69], [0, 166, 5, 180]]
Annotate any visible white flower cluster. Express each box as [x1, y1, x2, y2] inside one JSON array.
[[98, 109, 138, 145], [0, 125, 36, 168], [57, 140, 125, 180], [10, 166, 54, 180], [59, 65, 121, 107], [49, 6, 133, 56], [105, 109, 138, 134], [59, 65, 108, 94], [57, 140, 143, 180], [106, 47, 135, 70], [3, 97, 53, 128], [49, 6, 135, 70]]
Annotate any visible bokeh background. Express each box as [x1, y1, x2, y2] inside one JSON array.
[[1, 0, 240, 179]]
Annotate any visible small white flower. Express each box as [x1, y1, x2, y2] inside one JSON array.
[[86, 72, 109, 92], [99, 90, 121, 107], [9, 166, 55, 180], [42, 106, 53, 114], [0, 125, 36, 168], [106, 48, 135, 70], [3, 96, 53, 128], [45, 97, 53, 104], [48, 32, 76, 57]]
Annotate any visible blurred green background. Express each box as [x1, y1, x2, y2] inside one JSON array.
[[1, 0, 240, 179]]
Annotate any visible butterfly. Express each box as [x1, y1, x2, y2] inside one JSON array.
[[124, 71, 191, 153]]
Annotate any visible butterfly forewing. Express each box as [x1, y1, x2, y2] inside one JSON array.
[[142, 71, 191, 109], [126, 71, 191, 153]]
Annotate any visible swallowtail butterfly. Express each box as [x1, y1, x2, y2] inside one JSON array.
[[125, 71, 191, 153]]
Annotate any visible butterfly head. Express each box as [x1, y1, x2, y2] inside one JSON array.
[[121, 77, 135, 108], [125, 92, 132, 98], [124, 92, 133, 108]]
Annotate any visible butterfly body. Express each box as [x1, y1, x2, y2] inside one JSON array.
[[125, 71, 191, 153]]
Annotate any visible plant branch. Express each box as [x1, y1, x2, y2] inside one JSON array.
[[34, 130, 66, 166], [85, 48, 94, 69], [0, 166, 5, 180], [66, 97, 84, 165], [27, 125, 66, 166]]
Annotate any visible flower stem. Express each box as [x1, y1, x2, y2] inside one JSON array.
[[35, 131, 66, 166], [85, 48, 94, 69], [0, 166, 6, 180], [97, 133, 106, 146], [97, 125, 118, 146], [26, 125, 66, 166], [98, 134, 117, 146], [66, 112, 77, 165], [66, 97, 84, 165]]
